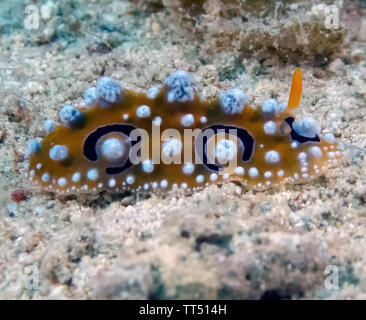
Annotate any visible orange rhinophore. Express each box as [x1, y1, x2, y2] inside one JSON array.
[[26, 70, 346, 194], [287, 68, 302, 110]]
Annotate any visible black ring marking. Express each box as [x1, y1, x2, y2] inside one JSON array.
[[83, 124, 140, 175], [196, 124, 255, 172], [285, 117, 320, 143]]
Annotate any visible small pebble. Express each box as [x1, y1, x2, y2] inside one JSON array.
[[11, 189, 27, 203], [328, 58, 345, 74], [34, 205, 46, 215], [7, 202, 18, 216]]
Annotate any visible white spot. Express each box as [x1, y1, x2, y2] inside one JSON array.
[[58, 178, 67, 187], [294, 173, 299, 179], [302, 173, 309, 178], [277, 170, 284, 177], [263, 121, 276, 135], [323, 133, 335, 143], [147, 86, 159, 99], [83, 185, 88, 191], [36, 163, 42, 170], [108, 179, 116, 187], [126, 175, 135, 184], [223, 173, 230, 180], [87, 168, 99, 180], [136, 105, 151, 118], [30, 170, 35, 177], [291, 141, 299, 149], [152, 182, 158, 189], [234, 167, 244, 175], [260, 144, 264, 148], [309, 146, 322, 157], [41, 173, 50, 182], [123, 113, 129, 120], [160, 180, 168, 188], [220, 88, 248, 114], [101, 138, 124, 161], [298, 152, 307, 161], [328, 152, 335, 159], [301, 167, 308, 173], [153, 116, 162, 126], [72, 172, 81, 182], [143, 183, 149, 190], [215, 139, 238, 164], [293, 116, 319, 138], [142, 159, 154, 173], [49, 145, 68, 161], [200, 116, 207, 123], [182, 163, 195, 175], [249, 167, 259, 178], [162, 138, 182, 158], [181, 114, 194, 127], [210, 173, 218, 181], [196, 175, 204, 183], [265, 150, 281, 164], [337, 142, 345, 150], [98, 183, 103, 188], [261, 99, 277, 116], [181, 183, 188, 189], [264, 171, 272, 178]]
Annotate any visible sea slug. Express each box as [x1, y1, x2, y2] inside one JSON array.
[[26, 69, 346, 194]]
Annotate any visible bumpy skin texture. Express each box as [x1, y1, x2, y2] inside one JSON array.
[[27, 70, 345, 195]]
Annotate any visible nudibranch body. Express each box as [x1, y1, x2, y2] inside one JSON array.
[[26, 69, 346, 194]]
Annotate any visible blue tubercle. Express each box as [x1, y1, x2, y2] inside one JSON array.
[[276, 102, 287, 114], [181, 113, 194, 126], [263, 121, 276, 135], [97, 77, 122, 104], [44, 119, 56, 134], [87, 168, 99, 180], [293, 116, 319, 138], [49, 145, 69, 161], [220, 88, 248, 114], [101, 138, 124, 161], [164, 70, 194, 103], [85, 86, 97, 107], [261, 99, 278, 116], [136, 105, 151, 118], [59, 105, 83, 126], [323, 133, 335, 143], [142, 159, 154, 173], [147, 86, 159, 99], [27, 138, 42, 155]]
